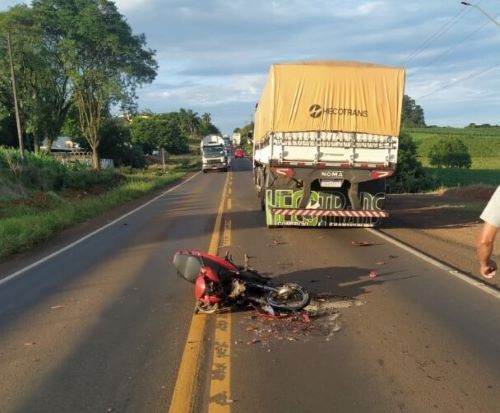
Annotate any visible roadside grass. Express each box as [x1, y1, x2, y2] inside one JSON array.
[[0, 153, 200, 260], [404, 127, 500, 189], [423, 167, 499, 188]]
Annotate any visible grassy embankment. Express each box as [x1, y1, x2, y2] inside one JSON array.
[[405, 127, 500, 188], [0, 148, 200, 260]]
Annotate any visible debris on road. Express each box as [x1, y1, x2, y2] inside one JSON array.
[[369, 271, 377, 279], [242, 294, 363, 347], [351, 241, 374, 247]]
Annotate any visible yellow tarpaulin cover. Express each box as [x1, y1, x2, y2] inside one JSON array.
[[254, 60, 405, 142]]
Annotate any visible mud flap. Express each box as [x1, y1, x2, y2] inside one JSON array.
[[298, 178, 312, 209]]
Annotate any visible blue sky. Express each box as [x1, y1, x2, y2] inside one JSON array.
[[1, 0, 500, 135]]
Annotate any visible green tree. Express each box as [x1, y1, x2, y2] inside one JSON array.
[[235, 122, 254, 146], [178, 108, 201, 141], [402, 95, 426, 128], [129, 113, 189, 155], [199, 112, 220, 136], [129, 115, 157, 154], [387, 132, 433, 193], [32, 0, 157, 169], [0, 5, 72, 154], [98, 117, 141, 167], [428, 136, 471, 169], [157, 113, 189, 154]]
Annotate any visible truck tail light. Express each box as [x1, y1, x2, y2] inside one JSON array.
[[369, 170, 394, 180], [272, 167, 295, 178]]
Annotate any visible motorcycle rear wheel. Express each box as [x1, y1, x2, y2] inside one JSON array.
[[265, 283, 309, 311]]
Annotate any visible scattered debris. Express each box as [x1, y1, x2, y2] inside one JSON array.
[[24, 342, 36, 346], [376, 261, 386, 266], [50, 305, 65, 310], [269, 239, 286, 246], [261, 304, 275, 316], [351, 241, 374, 247], [242, 294, 362, 347], [369, 271, 377, 279]]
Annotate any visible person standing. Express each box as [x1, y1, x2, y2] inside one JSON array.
[[477, 186, 500, 278]]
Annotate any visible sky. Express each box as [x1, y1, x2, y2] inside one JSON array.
[[1, 0, 500, 135]]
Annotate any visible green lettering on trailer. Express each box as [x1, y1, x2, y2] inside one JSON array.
[[265, 189, 384, 227]]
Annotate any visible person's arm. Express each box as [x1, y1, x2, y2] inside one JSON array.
[[477, 222, 498, 278]]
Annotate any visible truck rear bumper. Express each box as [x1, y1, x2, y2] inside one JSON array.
[[203, 163, 227, 171], [271, 208, 388, 218]]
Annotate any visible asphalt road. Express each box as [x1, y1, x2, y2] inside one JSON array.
[[1, 158, 500, 413], [0, 171, 224, 413]]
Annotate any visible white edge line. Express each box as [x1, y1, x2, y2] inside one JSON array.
[[0, 172, 200, 286], [366, 228, 500, 300]]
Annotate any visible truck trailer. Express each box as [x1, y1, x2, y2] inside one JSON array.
[[252, 60, 405, 227]]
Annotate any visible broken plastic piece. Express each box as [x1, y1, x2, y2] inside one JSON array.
[[261, 304, 275, 316], [351, 241, 374, 247]]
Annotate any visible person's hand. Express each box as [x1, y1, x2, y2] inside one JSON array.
[[480, 259, 497, 279]]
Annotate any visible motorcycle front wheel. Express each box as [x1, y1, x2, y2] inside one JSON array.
[[265, 283, 309, 311], [195, 301, 219, 314]]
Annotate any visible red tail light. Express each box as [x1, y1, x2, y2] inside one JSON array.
[[272, 167, 295, 178], [369, 170, 394, 180]]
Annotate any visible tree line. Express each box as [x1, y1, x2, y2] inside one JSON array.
[[0, 1, 219, 169]]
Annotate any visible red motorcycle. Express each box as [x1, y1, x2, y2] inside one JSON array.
[[173, 250, 309, 314]]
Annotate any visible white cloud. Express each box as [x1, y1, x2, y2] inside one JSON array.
[[113, 0, 158, 13], [2, 0, 500, 132]]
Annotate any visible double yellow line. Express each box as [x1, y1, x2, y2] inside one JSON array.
[[168, 173, 233, 413]]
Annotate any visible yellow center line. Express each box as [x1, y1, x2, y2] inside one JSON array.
[[221, 219, 232, 248], [168, 173, 230, 413], [209, 312, 232, 412], [209, 176, 232, 412]]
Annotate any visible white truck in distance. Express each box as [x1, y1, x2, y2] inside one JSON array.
[[253, 60, 405, 227], [201, 135, 228, 173], [232, 132, 241, 145]]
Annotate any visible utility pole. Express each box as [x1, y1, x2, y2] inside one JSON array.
[[6, 31, 24, 158]]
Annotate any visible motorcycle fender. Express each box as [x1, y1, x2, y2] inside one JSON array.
[[195, 276, 223, 304], [195, 276, 206, 299], [201, 266, 220, 283]]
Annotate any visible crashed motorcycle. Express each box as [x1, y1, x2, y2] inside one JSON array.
[[173, 250, 309, 314]]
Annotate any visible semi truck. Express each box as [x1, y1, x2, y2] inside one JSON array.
[[232, 132, 241, 145], [252, 60, 405, 227], [201, 134, 228, 173]]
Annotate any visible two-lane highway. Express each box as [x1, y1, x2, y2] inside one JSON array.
[[1, 157, 500, 413], [0, 171, 226, 413], [213, 157, 500, 413]]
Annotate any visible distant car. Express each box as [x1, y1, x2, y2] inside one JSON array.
[[234, 148, 245, 158]]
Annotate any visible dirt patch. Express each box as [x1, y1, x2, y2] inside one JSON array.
[[381, 184, 499, 288], [441, 184, 496, 202]]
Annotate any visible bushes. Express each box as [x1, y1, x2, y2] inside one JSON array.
[[428, 137, 471, 168], [387, 132, 435, 193], [0, 146, 119, 198]]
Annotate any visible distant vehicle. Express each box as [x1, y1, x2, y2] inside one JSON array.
[[232, 132, 241, 145], [234, 148, 245, 158], [200, 135, 228, 173]]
